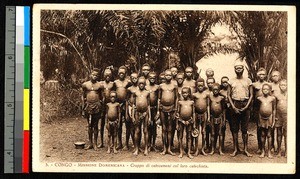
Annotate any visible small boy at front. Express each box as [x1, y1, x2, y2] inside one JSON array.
[[133, 77, 151, 156], [106, 91, 121, 154], [257, 84, 276, 158], [176, 87, 195, 159], [193, 78, 210, 156], [208, 83, 226, 155]]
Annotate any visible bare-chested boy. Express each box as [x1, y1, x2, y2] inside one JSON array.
[[270, 70, 281, 151], [176, 72, 185, 100], [171, 66, 178, 86], [257, 83, 276, 158], [176, 87, 195, 159], [219, 76, 230, 151], [98, 68, 115, 148], [274, 79, 287, 157], [205, 77, 215, 150], [114, 66, 131, 149], [81, 68, 102, 150], [183, 67, 196, 93], [252, 68, 268, 153], [133, 77, 151, 155], [208, 83, 226, 155], [124, 72, 139, 150], [158, 69, 178, 155], [192, 78, 210, 156], [140, 63, 151, 86], [146, 72, 160, 152], [106, 91, 120, 154]]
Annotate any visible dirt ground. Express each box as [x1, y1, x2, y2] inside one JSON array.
[[39, 117, 287, 163]]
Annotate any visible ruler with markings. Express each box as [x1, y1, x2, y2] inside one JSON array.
[[4, 6, 16, 173], [4, 6, 30, 173]]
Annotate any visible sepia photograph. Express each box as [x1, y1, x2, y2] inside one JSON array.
[[32, 4, 296, 173]]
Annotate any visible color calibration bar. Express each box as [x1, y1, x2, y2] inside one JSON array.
[[23, 6, 30, 173], [16, 6, 30, 173]]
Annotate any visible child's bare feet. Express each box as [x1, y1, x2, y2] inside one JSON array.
[[259, 150, 265, 158], [201, 148, 207, 156], [167, 149, 175, 156], [152, 146, 159, 152], [113, 148, 118, 154], [209, 150, 215, 155], [219, 150, 224, 155], [267, 151, 273, 159], [188, 153, 194, 159], [178, 153, 183, 158], [276, 150, 282, 157], [194, 149, 199, 156], [144, 149, 149, 156], [284, 151, 287, 158], [93, 144, 98, 151], [133, 150, 138, 156], [116, 144, 123, 150], [160, 148, 166, 155], [122, 145, 130, 151], [84, 144, 93, 150], [97, 143, 104, 148], [244, 150, 253, 157], [230, 150, 238, 157], [256, 149, 261, 154], [107, 149, 111, 154]]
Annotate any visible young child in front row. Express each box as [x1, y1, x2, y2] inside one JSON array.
[[176, 87, 195, 159], [208, 83, 226, 155], [257, 83, 276, 158], [106, 91, 121, 154], [193, 78, 210, 156]]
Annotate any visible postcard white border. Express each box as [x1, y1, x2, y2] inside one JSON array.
[[32, 4, 296, 173]]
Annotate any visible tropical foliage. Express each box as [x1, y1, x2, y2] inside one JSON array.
[[223, 11, 287, 80]]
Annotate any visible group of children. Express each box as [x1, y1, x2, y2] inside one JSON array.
[[81, 63, 287, 159]]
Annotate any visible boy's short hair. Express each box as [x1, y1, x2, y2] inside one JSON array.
[[197, 78, 205, 83], [262, 83, 272, 90], [165, 69, 172, 74], [271, 70, 280, 76], [257, 67, 267, 75], [221, 76, 229, 81], [212, 83, 220, 89], [118, 66, 127, 73], [176, 72, 184, 78], [280, 79, 287, 84], [131, 72, 138, 77], [142, 63, 151, 69], [185, 67, 193, 71], [110, 91, 117, 96], [181, 86, 191, 95], [92, 68, 100, 73], [149, 71, 156, 77], [138, 76, 146, 84], [206, 77, 215, 83]]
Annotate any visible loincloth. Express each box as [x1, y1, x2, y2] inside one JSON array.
[[211, 114, 223, 125], [259, 114, 272, 129], [276, 112, 287, 128], [108, 120, 118, 127], [178, 118, 193, 126], [160, 104, 175, 113], [84, 101, 102, 114], [134, 111, 148, 125], [196, 112, 207, 124]]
